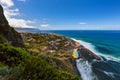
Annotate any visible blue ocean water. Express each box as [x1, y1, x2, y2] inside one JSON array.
[[43, 30, 120, 80], [18, 29, 120, 79], [41, 30, 120, 59], [18, 29, 120, 59]]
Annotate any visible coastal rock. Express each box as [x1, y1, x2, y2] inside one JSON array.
[[78, 47, 101, 62], [0, 5, 24, 47], [92, 60, 120, 80], [77, 45, 120, 80]]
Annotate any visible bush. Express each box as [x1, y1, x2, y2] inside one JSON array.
[[19, 56, 81, 80], [0, 35, 7, 44], [0, 62, 5, 67], [0, 44, 81, 80], [0, 44, 28, 67], [19, 56, 55, 80], [0, 66, 9, 75], [53, 70, 81, 80]]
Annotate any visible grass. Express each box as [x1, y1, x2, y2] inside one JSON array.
[[0, 44, 81, 80]]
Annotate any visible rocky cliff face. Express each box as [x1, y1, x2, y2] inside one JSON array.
[[0, 5, 8, 26], [0, 5, 24, 47]]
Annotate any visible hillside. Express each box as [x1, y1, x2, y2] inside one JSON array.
[[0, 4, 81, 80], [21, 32, 79, 75], [0, 5, 24, 47]]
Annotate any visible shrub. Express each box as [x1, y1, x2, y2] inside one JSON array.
[[0, 62, 5, 67], [0, 44, 28, 67], [19, 56, 54, 80], [0, 35, 7, 44], [0, 66, 9, 75], [0, 44, 81, 80], [19, 56, 81, 80], [53, 70, 81, 80]]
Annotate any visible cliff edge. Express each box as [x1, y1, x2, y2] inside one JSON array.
[[0, 5, 24, 47]]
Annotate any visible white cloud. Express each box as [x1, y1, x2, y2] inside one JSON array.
[[79, 22, 87, 25], [0, 0, 14, 7], [40, 24, 49, 28], [0, 0, 36, 28], [9, 18, 35, 28], [4, 8, 20, 18], [40, 23, 51, 30]]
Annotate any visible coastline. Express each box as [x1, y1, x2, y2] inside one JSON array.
[[70, 38, 120, 80], [20, 32, 81, 75], [0, 0, 120, 78], [18, 32, 120, 80], [71, 38, 120, 61], [20, 32, 102, 79], [0, 4, 81, 79]]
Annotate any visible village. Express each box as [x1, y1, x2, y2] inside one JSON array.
[[21, 33, 76, 58]]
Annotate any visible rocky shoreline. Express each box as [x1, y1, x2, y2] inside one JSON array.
[[74, 40, 120, 80], [20, 32, 102, 77], [1, 3, 120, 79], [19, 32, 120, 80]]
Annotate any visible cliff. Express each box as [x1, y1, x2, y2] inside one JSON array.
[[0, 5, 24, 47], [0, 5, 81, 80]]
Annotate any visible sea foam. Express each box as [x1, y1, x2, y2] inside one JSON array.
[[71, 38, 120, 61], [71, 38, 120, 80], [76, 59, 98, 80]]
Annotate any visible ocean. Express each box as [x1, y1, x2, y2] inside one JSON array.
[[40, 30, 120, 59], [17, 29, 120, 80]]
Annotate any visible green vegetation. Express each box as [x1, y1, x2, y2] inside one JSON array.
[[22, 33, 75, 57], [0, 44, 28, 67], [21, 33, 79, 75], [0, 44, 81, 80], [0, 35, 7, 44], [0, 4, 81, 80], [20, 56, 81, 80]]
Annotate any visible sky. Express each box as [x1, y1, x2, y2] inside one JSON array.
[[0, 0, 120, 30]]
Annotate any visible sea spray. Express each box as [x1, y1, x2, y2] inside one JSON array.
[[72, 38, 120, 80], [71, 38, 120, 61], [76, 59, 98, 80], [71, 38, 101, 55]]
